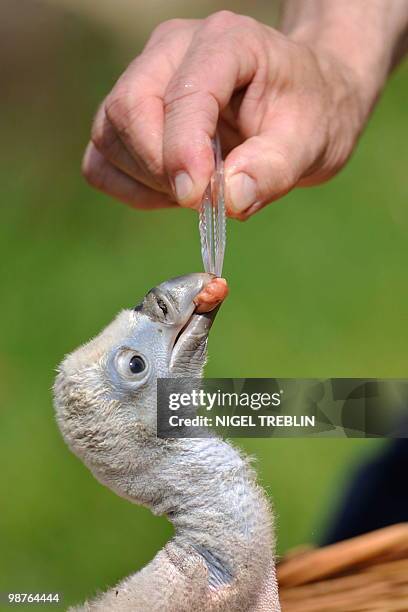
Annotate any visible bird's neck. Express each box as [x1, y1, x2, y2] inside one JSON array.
[[116, 437, 275, 588], [88, 436, 279, 610]]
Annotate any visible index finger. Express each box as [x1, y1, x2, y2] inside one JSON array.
[[94, 20, 199, 190], [162, 12, 260, 208]]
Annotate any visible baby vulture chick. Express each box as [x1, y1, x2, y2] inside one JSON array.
[[54, 273, 279, 612]]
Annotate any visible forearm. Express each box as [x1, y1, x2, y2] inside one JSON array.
[[279, 0, 408, 111]]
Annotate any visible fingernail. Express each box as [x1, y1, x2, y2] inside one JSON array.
[[242, 201, 264, 218], [227, 172, 258, 213], [174, 172, 193, 202]]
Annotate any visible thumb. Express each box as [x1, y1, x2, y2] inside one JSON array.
[[224, 127, 309, 218]]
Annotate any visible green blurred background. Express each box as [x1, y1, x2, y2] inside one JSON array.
[[0, 0, 406, 608]]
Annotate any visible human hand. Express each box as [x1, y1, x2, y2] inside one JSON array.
[[83, 7, 405, 219]]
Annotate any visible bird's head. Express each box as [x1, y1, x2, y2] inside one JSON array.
[[53, 273, 220, 481]]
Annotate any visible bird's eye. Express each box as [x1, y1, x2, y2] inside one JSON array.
[[129, 355, 145, 374], [115, 349, 149, 382], [157, 298, 168, 316]]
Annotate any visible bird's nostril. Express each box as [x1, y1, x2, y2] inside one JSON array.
[[156, 298, 168, 316]]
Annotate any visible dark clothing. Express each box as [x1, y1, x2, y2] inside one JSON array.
[[322, 439, 408, 545]]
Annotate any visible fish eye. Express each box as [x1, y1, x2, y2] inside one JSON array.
[[129, 355, 145, 374]]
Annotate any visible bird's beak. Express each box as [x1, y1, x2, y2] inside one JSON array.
[[139, 273, 215, 325], [138, 273, 222, 375], [153, 273, 214, 325]]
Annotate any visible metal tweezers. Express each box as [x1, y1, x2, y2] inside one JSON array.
[[199, 134, 226, 277]]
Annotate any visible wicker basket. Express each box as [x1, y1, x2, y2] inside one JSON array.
[[277, 523, 408, 611]]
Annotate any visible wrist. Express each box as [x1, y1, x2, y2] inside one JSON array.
[[287, 23, 388, 121], [280, 0, 408, 121]]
